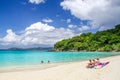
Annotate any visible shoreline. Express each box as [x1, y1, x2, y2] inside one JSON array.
[[0, 54, 120, 73], [0, 62, 73, 73], [0, 55, 120, 80]]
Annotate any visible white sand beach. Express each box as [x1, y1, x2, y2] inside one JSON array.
[[0, 55, 120, 80]]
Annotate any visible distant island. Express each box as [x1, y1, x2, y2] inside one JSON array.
[[0, 47, 53, 51], [54, 24, 120, 52]]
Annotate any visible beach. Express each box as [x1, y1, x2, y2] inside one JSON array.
[[0, 55, 120, 80]]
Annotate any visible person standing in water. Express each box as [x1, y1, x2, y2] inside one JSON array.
[[41, 60, 44, 64], [48, 60, 50, 63]]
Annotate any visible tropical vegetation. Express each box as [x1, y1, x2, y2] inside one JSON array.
[[54, 24, 120, 51]]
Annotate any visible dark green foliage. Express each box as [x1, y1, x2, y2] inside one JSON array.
[[54, 24, 120, 51]]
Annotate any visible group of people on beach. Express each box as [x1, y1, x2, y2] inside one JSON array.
[[40, 60, 50, 64], [86, 58, 109, 68], [87, 58, 100, 68]]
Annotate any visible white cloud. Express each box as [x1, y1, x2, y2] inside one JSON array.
[[68, 24, 77, 28], [67, 19, 71, 23], [29, 0, 45, 4], [78, 26, 90, 32], [42, 18, 53, 23], [61, 19, 71, 23], [25, 22, 55, 31], [0, 22, 78, 48], [61, 0, 120, 30], [2, 29, 20, 43]]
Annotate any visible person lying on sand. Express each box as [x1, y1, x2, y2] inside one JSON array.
[[95, 58, 106, 66], [95, 58, 109, 67], [87, 58, 110, 69], [96, 58, 100, 63], [92, 59, 96, 66], [86, 59, 94, 68]]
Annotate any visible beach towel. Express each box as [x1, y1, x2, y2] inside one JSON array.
[[94, 62, 109, 69]]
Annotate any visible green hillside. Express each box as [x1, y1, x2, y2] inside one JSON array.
[[54, 24, 120, 52]]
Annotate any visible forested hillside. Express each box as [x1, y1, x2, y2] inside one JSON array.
[[54, 24, 120, 52]]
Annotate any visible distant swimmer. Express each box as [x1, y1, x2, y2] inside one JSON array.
[[48, 60, 50, 63], [41, 60, 44, 64]]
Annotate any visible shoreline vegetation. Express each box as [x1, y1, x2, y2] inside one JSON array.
[[54, 24, 120, 52]]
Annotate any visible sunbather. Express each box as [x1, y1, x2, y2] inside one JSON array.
[[86, 59, 94, 68], [87, 58, 110, 69], [92, 59, 96, 66], [95, 58, 105, 66], [95, 58, 101, 65], [96, 58, 100, 63], [94, 58, 110, 68]]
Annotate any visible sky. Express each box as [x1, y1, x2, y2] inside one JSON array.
[[0, 0, 120, 49]]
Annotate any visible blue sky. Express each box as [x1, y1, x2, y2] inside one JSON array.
[[0, 0, 81, 37], [0, 0, 120, 48]]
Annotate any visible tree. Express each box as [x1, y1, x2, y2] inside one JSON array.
[[54, 24, 120, 51]]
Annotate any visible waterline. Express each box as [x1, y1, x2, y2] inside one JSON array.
[[0, 50, 120, 68]]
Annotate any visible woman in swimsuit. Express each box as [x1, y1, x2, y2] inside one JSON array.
[[87, 59, 94, 68]]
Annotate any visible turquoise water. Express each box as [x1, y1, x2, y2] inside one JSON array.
[[0, 50, 120, 67]]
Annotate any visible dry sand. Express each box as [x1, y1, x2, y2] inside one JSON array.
[[0, 55, 120, 80]]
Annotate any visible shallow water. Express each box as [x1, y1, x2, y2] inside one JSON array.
[[0, 50, 119, 67]]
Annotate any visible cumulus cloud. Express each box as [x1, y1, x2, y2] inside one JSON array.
[[61, 0, 120, 30], [0, 29, 21, 47], [29, 0, 45, 4], [0, 22, 77, 48], [42, 18, 53, 23], [78, 26, 90, 32], [68, 24, 77, 28]]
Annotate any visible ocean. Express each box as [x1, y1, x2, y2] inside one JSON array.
[[0, 50, 119, 67]]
